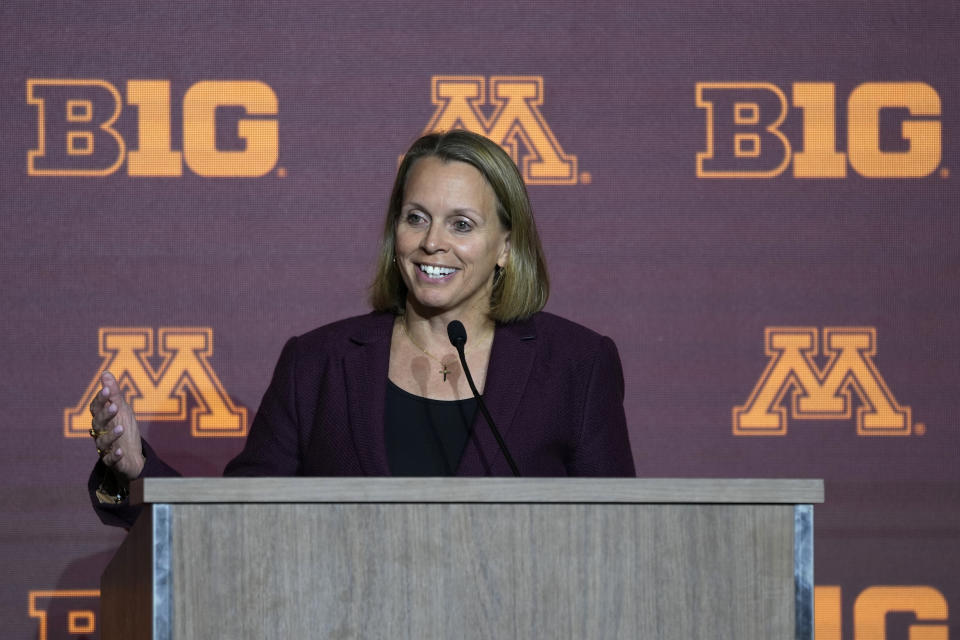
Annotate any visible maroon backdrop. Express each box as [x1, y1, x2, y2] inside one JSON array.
[[3, 1, 958, 638]]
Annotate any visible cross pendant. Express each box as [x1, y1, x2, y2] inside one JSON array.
[[440, 364, 450, 382]]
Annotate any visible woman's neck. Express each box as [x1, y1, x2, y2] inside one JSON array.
[[400, 305, 496, 353]]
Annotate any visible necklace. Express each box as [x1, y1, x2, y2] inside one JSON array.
[[398, 320, 458, 382]]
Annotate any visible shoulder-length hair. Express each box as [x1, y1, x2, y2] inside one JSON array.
[[369, 130, 549, 322]]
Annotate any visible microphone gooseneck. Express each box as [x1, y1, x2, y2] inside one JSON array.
[[447, 320, 520, 477]]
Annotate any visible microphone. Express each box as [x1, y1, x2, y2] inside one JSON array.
[[447, 321, 520, 476], [447, 320, 467, 349]]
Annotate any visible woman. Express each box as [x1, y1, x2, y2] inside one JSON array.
[[89, 130, 635, 526]]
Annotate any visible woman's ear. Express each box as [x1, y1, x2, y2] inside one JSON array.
[[497, 234, 511, 269]]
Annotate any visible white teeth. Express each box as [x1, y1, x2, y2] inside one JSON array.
[[419, 264, 456, 278]]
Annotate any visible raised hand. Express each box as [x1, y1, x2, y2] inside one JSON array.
[[89, 371, 145, 481]]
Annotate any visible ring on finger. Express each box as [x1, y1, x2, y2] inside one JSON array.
[[89, 427, 109, 438], [97, 447, 109, 457]]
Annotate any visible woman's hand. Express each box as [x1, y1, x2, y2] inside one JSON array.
[[89, 371, 145, 481]]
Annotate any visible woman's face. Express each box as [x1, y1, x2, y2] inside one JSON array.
[[394, 156, 510, 319]]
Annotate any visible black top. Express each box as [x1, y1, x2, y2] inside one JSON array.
[[385, 380, 478, 476]]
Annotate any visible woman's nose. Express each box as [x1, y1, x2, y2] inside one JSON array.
[[421, 224, 446, 252]]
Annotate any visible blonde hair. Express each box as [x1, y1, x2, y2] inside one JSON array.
[[370, 130, 549, 322]]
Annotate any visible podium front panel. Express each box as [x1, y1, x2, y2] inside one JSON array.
[[169, 502, 793, 638]]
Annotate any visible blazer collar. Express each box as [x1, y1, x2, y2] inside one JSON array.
[[456, 315, 537, 476], [343, 312, 538, 476], [344, 312, 395, 475]]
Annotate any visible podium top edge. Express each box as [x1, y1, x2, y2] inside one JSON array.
[[131, 478, 825, 505]]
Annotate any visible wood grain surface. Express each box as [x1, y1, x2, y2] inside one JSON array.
[[164, 502, 795, 639], [132, 477, 823, 505]]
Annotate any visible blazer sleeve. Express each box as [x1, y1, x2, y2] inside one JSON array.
[[87, 438, 181, 528], [222, 336, 303, 476], [568, 335, 636, 477]]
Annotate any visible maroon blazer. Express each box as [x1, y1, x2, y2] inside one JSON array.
[[91, 311, 635, 526]]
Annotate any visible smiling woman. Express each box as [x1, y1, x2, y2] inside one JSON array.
[[371, 130, 549, 323], [88, 130, 635, 528], [393, 156, 510, 326]]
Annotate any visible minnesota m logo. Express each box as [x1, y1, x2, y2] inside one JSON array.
[[733, 327, 912, 436], [424, 75, 579, 185], [64, 327, 247, 438]]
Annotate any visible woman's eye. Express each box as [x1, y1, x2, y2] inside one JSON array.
[[453, 219, 472, 232], [404, 212, 425, 225]]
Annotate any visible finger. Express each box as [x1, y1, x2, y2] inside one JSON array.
[[89, 384, 110, 416], [101, 371, 124, 402], [101, 371, 133, 420], [92, 401, 119, 431], [100, 445, 124, 468], [95, 424, 125, 452]]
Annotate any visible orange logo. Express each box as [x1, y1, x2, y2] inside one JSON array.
[[27, 79, 278, 177], [64, 327, 247, 438], [697, 82, 941, 178], [734, 327, 912, 436], [28, 590, 99, 640], [816, 585, 949, 640], [423, 75, 579, 185]]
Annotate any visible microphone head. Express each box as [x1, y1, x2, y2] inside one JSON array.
[[447, 320, 468, 348]]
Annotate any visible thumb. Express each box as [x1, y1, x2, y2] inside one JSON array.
[[101, 371, 124, 403]]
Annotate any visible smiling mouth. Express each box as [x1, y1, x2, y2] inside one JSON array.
[[418, 264, 457, 279]]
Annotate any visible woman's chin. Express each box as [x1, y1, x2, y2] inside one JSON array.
[[405, 286, 492, 320], [407, 297, 453, 315]]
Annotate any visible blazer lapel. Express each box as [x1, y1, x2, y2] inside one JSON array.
[[344, 313, 394, 475], [457, 316, 537, 476]]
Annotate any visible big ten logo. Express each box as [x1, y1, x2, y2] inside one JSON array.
[[423, 75, 582, 185], [733, 327, 916, 436], [816, 585, 949, 640], [696, 82, 942, 178], [63, 327, 247, 438], [28, 590, 100, 640], [26, 79, 278, 177]]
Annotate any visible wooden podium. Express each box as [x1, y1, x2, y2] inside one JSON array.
[[101, 478, 822, 639]]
